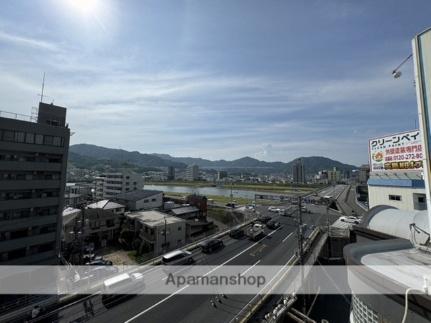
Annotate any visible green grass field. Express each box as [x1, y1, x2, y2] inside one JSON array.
[[148, 180, 322, 194]]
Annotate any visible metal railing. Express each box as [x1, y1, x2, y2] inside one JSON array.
[[0, 110, 37, 122]]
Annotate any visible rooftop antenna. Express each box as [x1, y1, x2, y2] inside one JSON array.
[[38, 72, 46, 103]]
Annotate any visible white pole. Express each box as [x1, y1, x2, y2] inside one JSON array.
[[412, 28, 431, 236]]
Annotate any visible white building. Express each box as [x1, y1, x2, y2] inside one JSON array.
[[125, 211, 186, 255], [185, 164, 199, 181], [95, 169, 144, 199], [114, 190, 163, 211], [368, 172, 426, 211]]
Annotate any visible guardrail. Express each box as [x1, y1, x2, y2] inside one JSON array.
[[233, 228, 321, 323], [58, 216, 258, 306]]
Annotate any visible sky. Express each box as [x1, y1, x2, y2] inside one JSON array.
[[0, 0, 430, 166]]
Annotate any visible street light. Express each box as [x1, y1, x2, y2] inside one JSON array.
[[392, 53, 412, 79]]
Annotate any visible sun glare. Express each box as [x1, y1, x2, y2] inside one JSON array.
[[66, 0, 100, 17]]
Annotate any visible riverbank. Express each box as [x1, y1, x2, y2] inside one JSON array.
[[147, 181, 322, 194], [164, 191, 251, 205]]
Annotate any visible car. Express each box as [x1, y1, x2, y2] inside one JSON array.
[[257, 215, 272, 223], [226, 202, 236, 208], [268, 206, 280, 212], [340, 216, 360, 224], [101, 273, 145, 308], [86, 259, 113, 266], [161, 249, 194, 265], [266, 220, 281, 229], [229, 228, 245, 239], [199, 238, 224, 253]]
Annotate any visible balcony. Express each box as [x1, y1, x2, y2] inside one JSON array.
[[0, 232, 56, 253], [0, 180, 61, 190], [0, 161, 62, 172], [0, 197, 59, 210]]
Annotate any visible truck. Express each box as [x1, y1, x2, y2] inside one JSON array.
[[246, 223, 265, 241]]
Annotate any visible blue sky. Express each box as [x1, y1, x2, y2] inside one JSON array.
[[0, 0, 430, 165]]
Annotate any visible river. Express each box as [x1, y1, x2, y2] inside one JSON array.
[[145, 184, 281, 200]]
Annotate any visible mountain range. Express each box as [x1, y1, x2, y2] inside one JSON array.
[[69, 144, 358, 175]]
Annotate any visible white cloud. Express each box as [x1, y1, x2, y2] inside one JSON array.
[[0, 30, 60, 51]]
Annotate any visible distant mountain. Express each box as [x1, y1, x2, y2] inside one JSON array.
[[69, 144, 187, 169], [154, 153, 356, 175], [70, 144, 357, 175]]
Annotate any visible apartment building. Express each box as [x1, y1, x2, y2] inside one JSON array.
[[84, 200, 125, 247], [125, 210, 186, 256], [185, 164, 199, 181], [292, 158, 305, 184], [0, 102, 70, 265], [95, 169, 144, 199]]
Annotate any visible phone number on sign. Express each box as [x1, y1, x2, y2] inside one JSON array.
[[385, 153, 423, 162]]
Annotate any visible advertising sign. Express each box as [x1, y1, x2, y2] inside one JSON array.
[[369, 130, 423, 172]]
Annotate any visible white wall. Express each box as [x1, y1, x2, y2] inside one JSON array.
[[154, 220, 186, 255], [134, 193, 163, 210], [368, 185, 426, 211]]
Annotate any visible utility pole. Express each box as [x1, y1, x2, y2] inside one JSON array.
[[163, 216, 167, 253], [296, 195, 306, 314]]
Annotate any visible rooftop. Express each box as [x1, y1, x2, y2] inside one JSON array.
[[171, 206, 199, 216], [62, 207, 81, 226], [361, 205, 429, 244], [87, 200, 125, 210], [115, 189, 163, 201], [126, 210, 184, 227]]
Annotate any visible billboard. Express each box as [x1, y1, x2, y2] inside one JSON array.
[[369, 130, 423, 172]]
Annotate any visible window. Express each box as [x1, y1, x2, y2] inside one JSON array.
[[178, 226, 182, 231], [151, 198, 156, 202], [15, 132, 25, 143], [389, 195, 401, 201], [3, 130, 14, 142], [25, 133, 35, 144], [43, 135, 53, 145], [35, 134, 43, 145], [418, 196, 426, 203], [53, 136, 62, 146]]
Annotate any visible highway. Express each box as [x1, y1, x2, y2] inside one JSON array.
[[56, 202, 339, 323]]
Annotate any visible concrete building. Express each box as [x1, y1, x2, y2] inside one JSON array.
[[0, 102, 70, 265], [84, 200, 125, 247], [64, 182, 93, 208], [185, 164, 199, 181], [358, 164, 370, 184], [114, 189, 163, 211], [367, 172, 427, 211], [95, 169, 143, 200], [125, 210, 186, 256], [167, 166, 175, 181], [292, 158, 305, 184], [328, 167, 341, 184], [217, 171, 228, 181], [62, 207, 81, 246]]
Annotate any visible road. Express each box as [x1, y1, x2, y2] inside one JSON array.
[[57, 204, 337, 323], [317, 184, 366, 217]]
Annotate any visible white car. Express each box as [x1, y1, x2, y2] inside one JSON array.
[[340, 216, 360, 224]]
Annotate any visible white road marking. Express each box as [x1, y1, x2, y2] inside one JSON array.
[[124, 227, 282, 322], [228, 254, 296, 323], [240, 260, 261, 277], [282, 232, 294, 243]]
